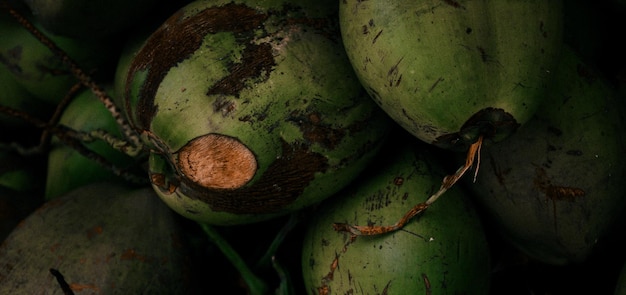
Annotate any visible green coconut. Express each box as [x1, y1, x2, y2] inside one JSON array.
[[339, 0, 563, 150], [0, 182, 193, 294], [302, 136, 490, 294], [463, 46, 626, 265], [123, 0, 392, 225]]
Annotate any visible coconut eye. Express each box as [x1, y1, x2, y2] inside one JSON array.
[[176, 133, 257, 190]]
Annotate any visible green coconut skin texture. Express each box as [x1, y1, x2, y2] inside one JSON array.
[[0, 63, 53, 129], [123, 0, 392, 225], [339, 0, 564, 150], [45, 87, 140, 200], [0, 182, 193, 294], [463, 46, 626, 265], [0, 10, 113, 105], [301, 137, 490, 294]]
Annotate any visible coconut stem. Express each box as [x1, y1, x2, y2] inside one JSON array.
[[1, 2, 144, 157], [199, 223, 269, 295], [333, 136, 484, 237], [255, 213, 301, 270]]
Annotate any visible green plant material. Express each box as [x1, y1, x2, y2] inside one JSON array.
[[123, 0, 392, 225], [0, 182, 194, 294], [44, 86, 141, 199], [339, 0, 563, 151], [272, 256, 296, 295], [114, 28, 154, 111], [200, 223, 269, 295], [463, 46, 626, 265], [0, 62, 53, 129], [0, 9, 114, 105], [255, 213, 301, 271], [0, 149, 44, 193], [302, 137, 490, 294]]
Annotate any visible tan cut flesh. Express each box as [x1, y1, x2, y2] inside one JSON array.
[[177, 134, 257, 190]]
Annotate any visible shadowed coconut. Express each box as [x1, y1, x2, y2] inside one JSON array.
[[177, 134, 257, 190]]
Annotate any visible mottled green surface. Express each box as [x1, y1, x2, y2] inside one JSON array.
[[339, 0, 563, 149], [302, 138, 490, 294], [45, 87, 136, 199], [465, 46, 626, 265], [123, 0, 392, 225], [0, 12, 113, 104]]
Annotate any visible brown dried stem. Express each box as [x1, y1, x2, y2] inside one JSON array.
[[0, 104, 147, 184], [1, 2, 143, 156], [333, 136, 484, 237]]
